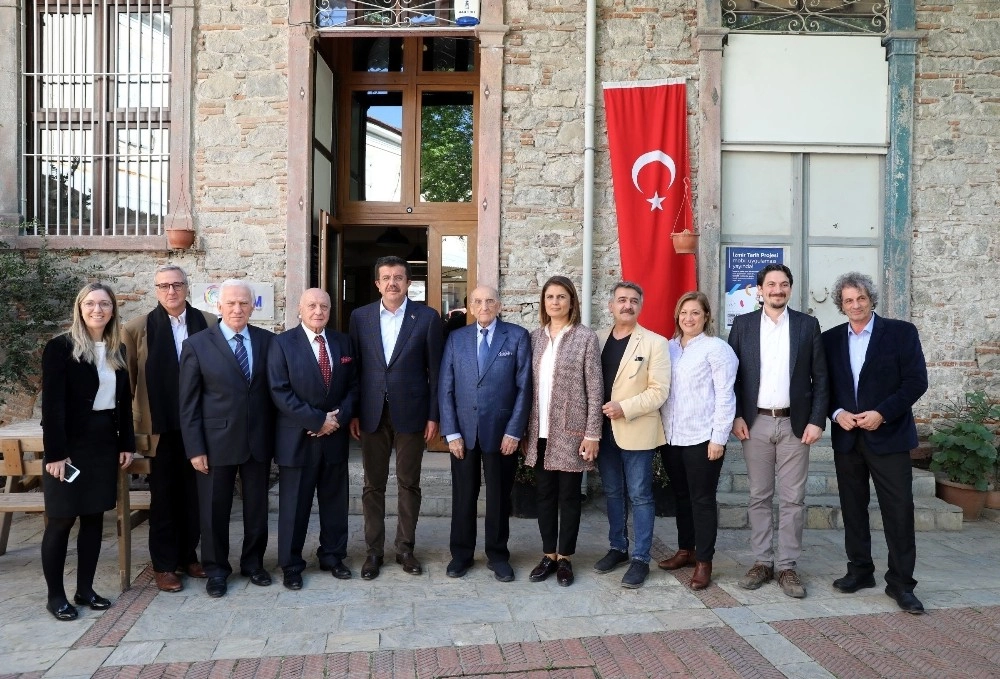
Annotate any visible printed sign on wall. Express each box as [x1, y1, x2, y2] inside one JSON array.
[[191, 282, 275, 321], [724, 247, 784, 329]]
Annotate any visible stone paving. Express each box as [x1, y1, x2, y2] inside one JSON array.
[[2, 496, 1000, 678]]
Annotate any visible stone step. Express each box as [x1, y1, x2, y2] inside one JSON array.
[[717, 461, 938, 498]]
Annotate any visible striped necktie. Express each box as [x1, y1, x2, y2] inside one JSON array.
[[233, 333, 251, 383]]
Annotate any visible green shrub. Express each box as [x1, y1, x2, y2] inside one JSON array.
[[929, 390, 1000, 491]]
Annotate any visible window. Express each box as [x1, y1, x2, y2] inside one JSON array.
[[23, 1, 171, 236]]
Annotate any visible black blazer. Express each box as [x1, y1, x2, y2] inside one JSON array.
[[268, 325, 358, 466], [822, 314, 927, 455], [348, 299, 443, 434], [179, 323, 276, 466], [41, 334, 136, 463], [728, 308, 829, 438]]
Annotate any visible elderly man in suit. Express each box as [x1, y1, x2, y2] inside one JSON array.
[[822, 272, 928, 614], [593, 281, 670, 589], [268, 288, 358, 590], [728, 264, 828, 598], [439, 285, 531, 582], [348, 255, 443, 579], [179, 280, 276, 598], [124, 264, 216, 593]]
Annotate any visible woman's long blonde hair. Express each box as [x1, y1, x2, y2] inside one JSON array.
[[68, 283, 126, 371]]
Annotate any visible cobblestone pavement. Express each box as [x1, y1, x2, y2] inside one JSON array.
[[2, 499, 1000, 678]]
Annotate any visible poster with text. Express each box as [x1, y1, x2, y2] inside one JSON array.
[[724, 247, 784, 329]]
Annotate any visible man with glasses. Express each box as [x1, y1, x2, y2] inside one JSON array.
[[124, 265, 216, 592], [439, 285, 531, 581]]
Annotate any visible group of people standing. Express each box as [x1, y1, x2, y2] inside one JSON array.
[[37, 257, 928, 621]]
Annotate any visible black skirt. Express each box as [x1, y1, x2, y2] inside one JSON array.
[[43, 410, 119, 518]]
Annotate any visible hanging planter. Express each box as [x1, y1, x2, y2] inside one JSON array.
[[671, 229, 699, 255], [166, 228, 196, 250]]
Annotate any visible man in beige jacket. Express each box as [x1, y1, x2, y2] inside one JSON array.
[[594, 281, 671, 588]]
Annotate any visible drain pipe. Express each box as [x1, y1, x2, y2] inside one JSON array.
[[580, 0, 597, 501]]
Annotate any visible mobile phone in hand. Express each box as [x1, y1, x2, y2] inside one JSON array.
[[63, 463, 81, 483]]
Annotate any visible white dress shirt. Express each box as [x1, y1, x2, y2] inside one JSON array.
[[757, 308, 791, 409], [93, 342, 117, 411], [169, 309, 188, 359], [379, 297, 408, 365], [537, 324, 570, 440], [660, 333, 738, 446], [302, 325, 329, 363]]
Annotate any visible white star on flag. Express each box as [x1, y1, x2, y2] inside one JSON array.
[[646, 192, 665, 211]]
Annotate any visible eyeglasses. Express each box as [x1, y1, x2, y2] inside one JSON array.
[[154, 282, 187, 291], [82, 301, 114, 310]]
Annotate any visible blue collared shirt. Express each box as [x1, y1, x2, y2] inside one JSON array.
[[220, 322, 253, 375], [379, 297, 408, 365], [832, 314, 875, 421], [476, 318, 498, 353]]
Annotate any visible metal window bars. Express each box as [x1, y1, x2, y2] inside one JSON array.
[[723, 0, 889, 34], [315, 0, 462, 29], [24, 0, 171, 236]]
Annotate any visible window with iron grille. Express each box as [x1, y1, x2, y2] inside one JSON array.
[[23, 0, 171, 236]]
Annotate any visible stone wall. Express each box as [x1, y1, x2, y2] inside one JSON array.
[[911, 1, 1000, 422]]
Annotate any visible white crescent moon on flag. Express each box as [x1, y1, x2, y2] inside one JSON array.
[[631, 150, 676, 193]]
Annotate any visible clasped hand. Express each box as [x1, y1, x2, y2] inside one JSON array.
[[308, 409, 340, 437]]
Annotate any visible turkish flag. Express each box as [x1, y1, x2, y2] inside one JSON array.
[[603, 78, 696, 338]]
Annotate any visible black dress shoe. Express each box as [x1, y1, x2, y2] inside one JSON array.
[[206, 576, 228, 598], [321, 561, 352, 580], [361, 554, 384, 580], [529, 556, 558, 583], [396, 552, 423, 575], [446, 558, 473, 578], [833, 573, 877, 593], [885, 586, 924, 614], [47, 600, 78, 621], [240, 568, 272, 587], [556, 558, 574, 587], [73, 592, 111, 610], [488, 561, 515, 582], [283, 572, 303, 590]]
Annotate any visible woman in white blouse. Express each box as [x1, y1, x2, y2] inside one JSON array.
[[657, 291, 737, 590], [41, 283, 135, 620]]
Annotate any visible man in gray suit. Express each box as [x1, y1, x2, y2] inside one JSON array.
[[728, 264, 828, 598], [439, 285, 531, 582]]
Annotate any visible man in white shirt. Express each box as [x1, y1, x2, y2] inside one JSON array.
[[728, 264, 828, 598], [124, 265, 216, 593]]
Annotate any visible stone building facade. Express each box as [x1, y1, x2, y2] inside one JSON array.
[[0, 0, 997, 427]]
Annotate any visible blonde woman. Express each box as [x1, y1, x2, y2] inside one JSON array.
[[41, 283, 135, 620]]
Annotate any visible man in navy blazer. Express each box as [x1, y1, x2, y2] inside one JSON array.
[[269, 288, 358, 590], [348, 256, 444, 579], [439, 285, 531, 581], [822, 272, 928, 614], [179, 280, 276, 598], [728, 264, 828, 598]]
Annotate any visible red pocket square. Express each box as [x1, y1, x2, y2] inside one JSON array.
[[340, 356, 353, 364]]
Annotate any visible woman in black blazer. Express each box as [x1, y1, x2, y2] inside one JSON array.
[[41, 283, 135, 621]]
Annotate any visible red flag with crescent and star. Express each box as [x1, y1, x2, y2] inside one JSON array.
[[603, 78, 697, 338]]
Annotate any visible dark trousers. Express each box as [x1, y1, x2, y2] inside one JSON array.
[[278, 449, 349, 574], [361, 402, 425, 556], [534, 439, 583, 557], [148, 430, 201, 573], [662, 442, 724, 563], [450, 440, 516, 564], [41, 512, 103, 604], [196, 456, 270, 579], [835, 438, 917, 593]]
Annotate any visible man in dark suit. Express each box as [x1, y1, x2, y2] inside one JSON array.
[[822, 272, 928, 614], [348, 256, 443, 579], [180, 280, 276, 598], [728, 264, 828, 598], [439, 285, 531, 582], [268, 288, 358, 590], [124, 265, 216, 593]]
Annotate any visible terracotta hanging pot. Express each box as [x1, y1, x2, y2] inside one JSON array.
[[166, 228, 196, 250], [671, 229, 699, 255]]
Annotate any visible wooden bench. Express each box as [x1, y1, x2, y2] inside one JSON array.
[[0, 433, 154, 592]]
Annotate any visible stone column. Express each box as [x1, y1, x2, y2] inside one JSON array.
[[0, 0, 21, 224]]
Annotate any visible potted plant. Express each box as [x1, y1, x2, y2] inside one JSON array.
[[652, 451, 676, 517], [929, 390, 999, 521], [510, 455, 537, 519]]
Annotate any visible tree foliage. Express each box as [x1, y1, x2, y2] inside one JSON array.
[[419, 101, 473, 203]]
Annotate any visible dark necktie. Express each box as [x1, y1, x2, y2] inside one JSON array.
[[315, 335, 332, 389], [478, 327, 490, 375], [233, 333, 251, 383]]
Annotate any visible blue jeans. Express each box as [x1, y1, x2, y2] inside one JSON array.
[[597, 433, 655, 563]]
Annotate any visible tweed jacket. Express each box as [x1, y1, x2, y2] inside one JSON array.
[[523, 323, 604, 473]]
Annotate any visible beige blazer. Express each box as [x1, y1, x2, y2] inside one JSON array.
[[597, 323, 670, 450]]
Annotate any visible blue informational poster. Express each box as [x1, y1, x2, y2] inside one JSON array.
[[724, 247, 783, 329]]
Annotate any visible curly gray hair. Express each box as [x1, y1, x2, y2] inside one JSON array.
[[831, 272, 878, 314]]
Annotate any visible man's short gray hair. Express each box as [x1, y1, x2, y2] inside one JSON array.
[[154, 264, 188, 284], [831, 272, 879, 313], [609, 280, 643, 300], [219, 279, 254, 299]]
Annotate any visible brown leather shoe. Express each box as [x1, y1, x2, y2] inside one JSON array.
[[690, 561, 712, 590], [658, 549, 696, 571], [155, 571, 183, 592], [361, 554, 384, 580], [395, 552, 423, 575], [184, 562, 207, 579]]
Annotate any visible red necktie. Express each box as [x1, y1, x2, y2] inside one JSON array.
[[315, 335, 331, 389]]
